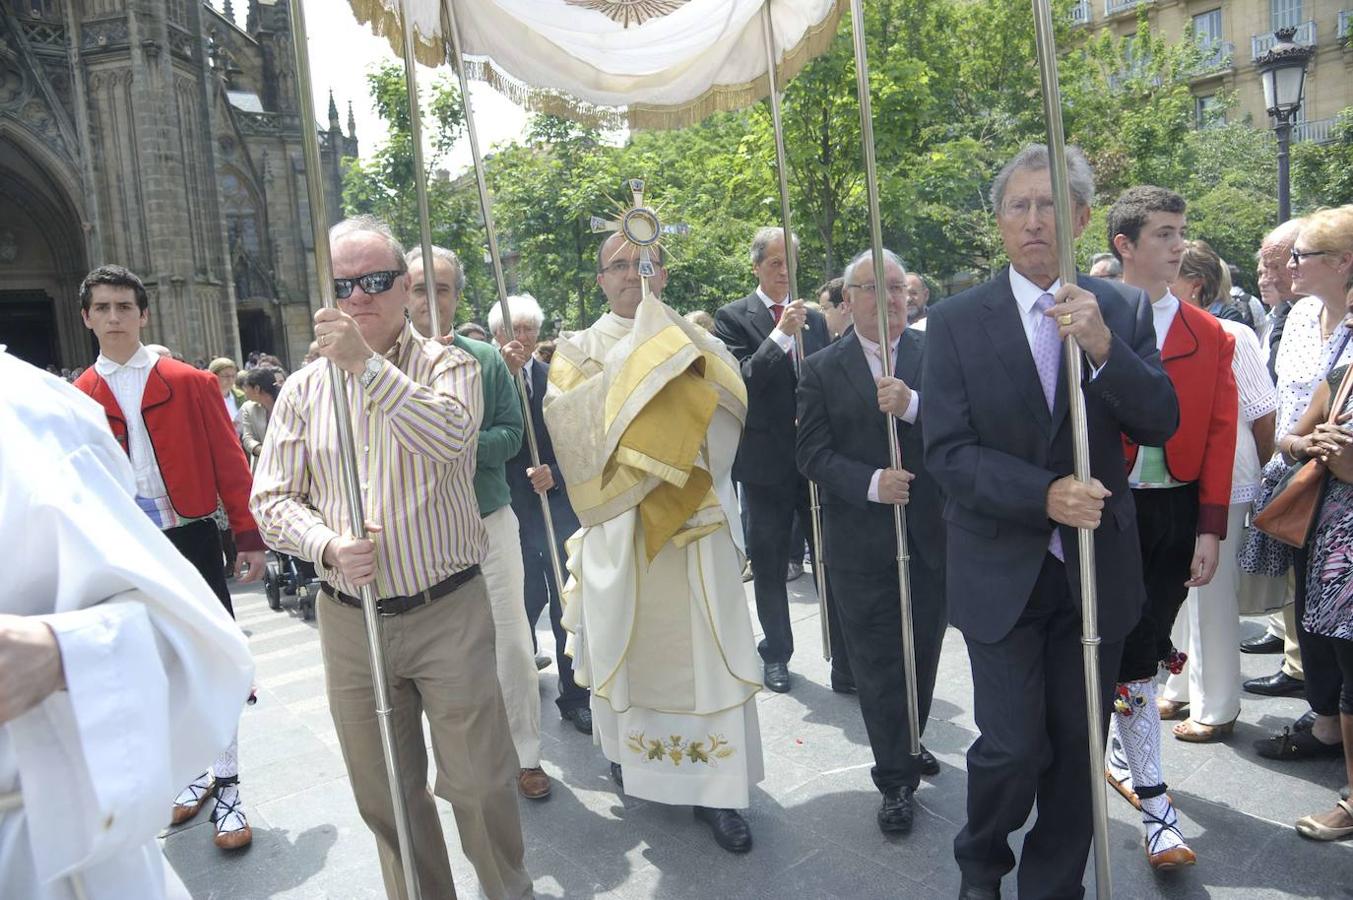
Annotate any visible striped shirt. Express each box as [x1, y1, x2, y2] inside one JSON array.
[[250, 323, 487, 598], [94, 345, 183, 529]]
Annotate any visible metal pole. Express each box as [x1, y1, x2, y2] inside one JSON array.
[[400, 0, 442, 340], [846, 0, 920, 757], [1276, 115, 1292, 225], [1030, 1, 1111, 896], [441, 0, 568, 596], [285, 2, 421, 897], [760, 3, 831, 661]]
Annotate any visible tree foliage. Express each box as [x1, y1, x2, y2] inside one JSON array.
[[343, 6, 1349, 331]]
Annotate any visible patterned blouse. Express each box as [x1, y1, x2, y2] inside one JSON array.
[[1274, 297, 1353, 440]]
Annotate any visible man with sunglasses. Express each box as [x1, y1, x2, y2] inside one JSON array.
[[251, 216, 532, 899]]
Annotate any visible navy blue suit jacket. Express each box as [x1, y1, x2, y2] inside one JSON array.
[[505, 358, 580, 539], [921, 268, 1178, 644]]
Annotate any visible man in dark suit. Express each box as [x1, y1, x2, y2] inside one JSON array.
[[922, 145, 1178, 900], [715, 227, 849, 693], [492, 294, 591, 736], [797, 248, 948, 836]]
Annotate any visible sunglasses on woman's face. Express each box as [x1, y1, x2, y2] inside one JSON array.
[[1289, 249, 1328, 266], [333, 269, 401, 299]]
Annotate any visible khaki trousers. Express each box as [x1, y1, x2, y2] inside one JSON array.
[[481, 504, 542, 768], [318, 574, 532, 900]]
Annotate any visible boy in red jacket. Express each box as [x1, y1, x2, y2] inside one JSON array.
[[1105, 188, 1237, 871], [74, 265, 264, 851]]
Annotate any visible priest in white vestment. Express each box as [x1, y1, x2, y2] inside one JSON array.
[[0, 348, 255, 900], [544, 234, 764, 853]]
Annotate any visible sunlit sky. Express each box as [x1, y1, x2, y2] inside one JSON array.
[[217, 0, 532, 171]]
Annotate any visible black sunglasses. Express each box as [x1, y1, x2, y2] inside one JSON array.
[[1290, 249, 1328, 265], [333, 269, 402, 299]]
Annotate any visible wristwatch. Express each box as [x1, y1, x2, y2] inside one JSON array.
[[359, 352, 383, 389]]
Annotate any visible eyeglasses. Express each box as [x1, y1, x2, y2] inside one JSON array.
[[1000, 198, 1057, 219], [599, 259, 662, 276], [1290, 249, 1328, 265], [847, 282, 909, 297], [333, 270, 402, 299]]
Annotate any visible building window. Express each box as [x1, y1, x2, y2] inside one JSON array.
[[1193, 9, 1222, 45], [1195, 94, 1224, 128], [1271, 0, 1303, 31]]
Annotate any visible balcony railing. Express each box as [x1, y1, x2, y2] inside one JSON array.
[[1293, 117, 1336, 144], [1192, 40, 1234, 74], [1071, 0, 1090, 25], [1252, 20, 1316, 60], [1105, 0, 1148, 15], [1338, 10, 1351, 41]]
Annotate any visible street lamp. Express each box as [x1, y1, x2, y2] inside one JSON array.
[[1255, 26, 1314, 223]]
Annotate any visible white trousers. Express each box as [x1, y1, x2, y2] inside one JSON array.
[[481, 504, 541, 768], [1161, 503, 1245, 725]]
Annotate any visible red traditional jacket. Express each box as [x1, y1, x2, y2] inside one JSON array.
[[75, 358, 265, 552], [1122, 301, 1238, 538]]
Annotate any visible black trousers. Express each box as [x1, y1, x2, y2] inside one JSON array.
[[828, 556, 946, 792], [1118, 485, 1197, 682], [744, 477, 850, 677], [955, 554, 1124, 900], [166, 518, 234, 618], [1294, 545, 1345, 717], [519, 502, 589, 713]]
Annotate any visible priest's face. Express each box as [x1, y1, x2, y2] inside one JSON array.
[[597, 233, 666, 319]]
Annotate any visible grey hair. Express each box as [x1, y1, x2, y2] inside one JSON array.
[[749, 226, 802, 266], [1089, 252, 1122, 276], [488, 293, 545, 337], [843, 248, 908, 287], [404, 245, 467, 295], [330, 215, 407, 272], [990, 144, 1095, 212]]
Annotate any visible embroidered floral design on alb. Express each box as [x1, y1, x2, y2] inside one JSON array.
[[626, 731, 736, 766]]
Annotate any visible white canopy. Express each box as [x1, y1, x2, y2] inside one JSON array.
[[347, 0, 845, 129]]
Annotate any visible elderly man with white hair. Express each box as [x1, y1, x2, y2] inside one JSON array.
[[491, 295, 593, 735]]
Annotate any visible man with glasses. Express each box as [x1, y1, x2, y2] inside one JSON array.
[[714, 227, 851, 695], [250, 216, 532, 899], [543, 232, 764, 853], [922, 145, 1177, 899]]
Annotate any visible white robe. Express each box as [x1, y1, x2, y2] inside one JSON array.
[[0, 349, 255, 900], [545, 303, 764, 809]]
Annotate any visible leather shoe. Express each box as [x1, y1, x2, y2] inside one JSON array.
[[609, 762, 624, 790], [877, 786, 914, 834], [1243, 669, 1306, 697], [1254, 727, 1343, 761], [957, 877, 1000, 900], [518, 767, 551, 800], [918, 744, 940, 777], [764, 661, 791, 693], [1294, 709, 1317, 732], [694, 806, 753, 853], [561, 706, 593, 735], [1241, 632, 1283, 654]]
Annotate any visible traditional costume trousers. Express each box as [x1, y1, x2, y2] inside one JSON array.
[[481, 504, 542, 768], [955, 554, 1123, 900], [317, 574, 531, 900]]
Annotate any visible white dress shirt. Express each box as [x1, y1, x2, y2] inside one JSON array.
[[92, 344, 171, 504], [857, 332, 920, 503], [756, 287, 797, 354]]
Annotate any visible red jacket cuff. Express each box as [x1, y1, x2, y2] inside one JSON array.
[[1196, 504, 1229, 541], [234, 530, 267, 553]]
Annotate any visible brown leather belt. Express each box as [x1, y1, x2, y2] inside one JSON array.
[[321, 565, 480, 617]]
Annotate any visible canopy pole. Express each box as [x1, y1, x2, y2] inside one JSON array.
[[759, 3, 831, 661], [1030, 1, 1112, 895], [400, 0, 442, 339], [441, 0, 568, 597], [846, 0, 921, 757], [286, 2, 422, 897]]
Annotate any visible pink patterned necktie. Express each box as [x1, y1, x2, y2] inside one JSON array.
[[1032, 292, 1064, 561]]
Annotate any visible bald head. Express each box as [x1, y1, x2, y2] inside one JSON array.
[[1258, 217, 1305, 305]]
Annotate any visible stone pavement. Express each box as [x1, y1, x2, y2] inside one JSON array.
[[163, 573, 1353, 899]]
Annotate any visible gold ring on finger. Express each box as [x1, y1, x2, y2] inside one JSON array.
[[1058, 313, 1073, 326]]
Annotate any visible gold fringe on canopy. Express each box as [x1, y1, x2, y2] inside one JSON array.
[[345, 0, 847, 131]]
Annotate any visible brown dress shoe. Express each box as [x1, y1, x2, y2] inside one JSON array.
[[519, 767, 552, 800]]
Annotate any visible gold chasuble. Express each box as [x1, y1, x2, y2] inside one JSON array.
[[544, 297, 765, 808]]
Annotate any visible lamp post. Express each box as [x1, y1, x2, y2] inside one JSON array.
[[1255, 26, 1314, 224]]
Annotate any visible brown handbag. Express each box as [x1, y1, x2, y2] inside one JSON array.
[[1254, 364, 1353, 547]]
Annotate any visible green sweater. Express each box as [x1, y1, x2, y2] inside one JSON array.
[[453, 334, 523, 516]]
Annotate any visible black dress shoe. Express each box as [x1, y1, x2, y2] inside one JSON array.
[[609, 762, 624, 790], [1253, 727, 1343, 761], [764, 661, 790, 693], [561, 707, 593, 735], [877, 786, 914, 834], [958, 878, 1000, 900], [694, 806, 753, 853], [1240, 633, 1283, 654], [1294, 709, 1317, 732], [918, 744, 940, 777], [1243, 669, 1305, 697]]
